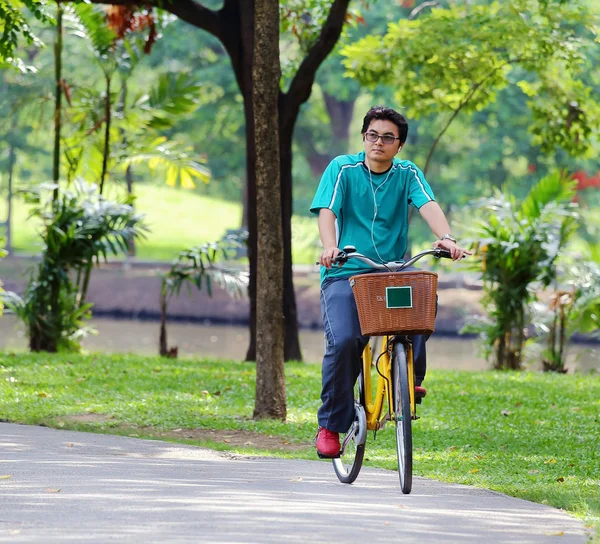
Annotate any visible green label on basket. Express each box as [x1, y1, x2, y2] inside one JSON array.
[[386, 286, 413, 309]]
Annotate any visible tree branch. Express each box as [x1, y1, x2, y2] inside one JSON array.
[[423, 58, 521, 175], [69, 0, 224, 39], [408, 1, 439, 20], [282, 0, 351, 123]]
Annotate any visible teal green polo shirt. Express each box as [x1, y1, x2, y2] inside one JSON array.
[[310, 151, 435, 283]]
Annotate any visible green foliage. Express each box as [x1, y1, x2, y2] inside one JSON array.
[[279, 0, 365, 80], [526, 76, 600, 158], [463, 171, 579, 370], [0, 0, 50, 70], [67, 3, 116, 59], [569, 250, 600, 335], [118, 137, 209, 190], [120, 73, 210, 188], [2, 182, 148, 352], [145, 72, 205, 128], [159, 230, 248, 356], [163, 230, 249, 301], [24, 182, 147, 263], [342, 0, 600, 162], [530, 240, 600, 371], [145, 21, 243, 200], [57, 6, 209, 189]]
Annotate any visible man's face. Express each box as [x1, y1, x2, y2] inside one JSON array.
[[363, 119, 402, 167]]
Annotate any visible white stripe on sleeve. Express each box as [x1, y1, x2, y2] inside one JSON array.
[[398, 163, 433, 203]]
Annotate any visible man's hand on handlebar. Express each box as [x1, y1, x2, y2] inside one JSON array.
[[319, 246, 342, 269], [433, 239, 472, 261]]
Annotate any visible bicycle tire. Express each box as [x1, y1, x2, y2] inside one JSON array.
[[332, 370, 366, 484], [393, 343, 413, 494]]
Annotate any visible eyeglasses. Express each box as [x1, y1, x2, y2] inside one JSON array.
[[364, 131, 401, 145]]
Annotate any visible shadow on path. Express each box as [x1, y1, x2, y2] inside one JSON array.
[[0, 423, 588, 543]]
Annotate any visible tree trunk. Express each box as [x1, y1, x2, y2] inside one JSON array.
[[300, 94, 356, 178], [30, 2, 63, 352], [52, 2, 64, 201], [279, 111, 303, 361], [6, 144, 15, 254], [323, 92, 355, 154], [119, 81, 136, 256], [245, 105, 303, 362], [99, 74, 112, 195], [30, 265, 59, 353], [494, 333, 507, 370], [244, 98, 258, 363], [252, 0, 286, 420], [240, 173, 248, 229], [305, 148, 332, 178], [231, 2, 258, 364], [159, 282, 168, 356], [126, 165, 136, 256]]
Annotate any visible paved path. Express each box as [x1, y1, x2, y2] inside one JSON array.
[[0, 423, 588, 543]]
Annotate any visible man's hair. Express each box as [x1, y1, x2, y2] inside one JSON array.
[[361, 105, 409, 144]]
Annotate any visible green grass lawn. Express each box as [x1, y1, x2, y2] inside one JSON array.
[[0, 184, 321, 263], [0, 352, 598, 532]]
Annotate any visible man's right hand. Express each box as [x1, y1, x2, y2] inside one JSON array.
[[319, 247, 341, 269]]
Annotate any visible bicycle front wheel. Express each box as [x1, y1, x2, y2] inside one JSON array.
[[332, 370, 366, 484], [393, 343, 413, 494]]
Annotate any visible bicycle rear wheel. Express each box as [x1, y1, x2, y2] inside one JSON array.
[[332, 370, 366, 484], [393, 343, 413, 494]]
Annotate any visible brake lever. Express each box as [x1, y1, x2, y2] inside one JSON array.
[[332, 251, 348, 266]]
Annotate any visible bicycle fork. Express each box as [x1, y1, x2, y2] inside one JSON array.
[[405, 342, 419, 420]]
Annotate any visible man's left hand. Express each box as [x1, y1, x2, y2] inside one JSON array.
[[433, 239, 473, 261]]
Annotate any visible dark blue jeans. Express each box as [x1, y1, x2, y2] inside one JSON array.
[[318, 275, 429, 433]]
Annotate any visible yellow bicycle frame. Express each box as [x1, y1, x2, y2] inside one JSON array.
[[361, 336, 417, 430]]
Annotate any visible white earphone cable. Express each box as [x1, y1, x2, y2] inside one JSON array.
[[366, 155, 393, 263]]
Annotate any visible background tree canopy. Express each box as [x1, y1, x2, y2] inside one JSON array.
[[1, 0, 599, 253]]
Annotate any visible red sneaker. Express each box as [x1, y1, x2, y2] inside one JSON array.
[[415, 385, 427, 398], [315, 427, 340, 458]]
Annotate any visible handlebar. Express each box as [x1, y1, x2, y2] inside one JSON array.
[[329, 245, 453, 272]]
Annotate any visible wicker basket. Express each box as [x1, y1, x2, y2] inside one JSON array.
[[350, 271, 438, 336]]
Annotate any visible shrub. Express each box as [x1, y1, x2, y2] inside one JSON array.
[[3, 182, 147, 351], [463, 172, 578, 370]]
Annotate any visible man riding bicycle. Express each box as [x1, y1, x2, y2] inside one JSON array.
[[310, 105, 471, 458]]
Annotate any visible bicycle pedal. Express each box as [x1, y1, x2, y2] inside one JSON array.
[[317, 451, 340, 460]]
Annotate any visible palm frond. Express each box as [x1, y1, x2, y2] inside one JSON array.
[[163, 232, 249, 300], [519, 170, 577, 220], [67, 4, 117, 58], [121, 137, 210, 188], [133, 72, 204, 130]]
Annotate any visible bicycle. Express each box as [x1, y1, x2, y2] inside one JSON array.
[[329, 245, 453, 494]]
